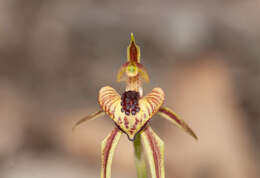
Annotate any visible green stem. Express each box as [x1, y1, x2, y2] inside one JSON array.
[[133, 133, 147, 178]]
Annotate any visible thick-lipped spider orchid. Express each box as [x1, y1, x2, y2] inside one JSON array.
[[73, 33, 197, 178]]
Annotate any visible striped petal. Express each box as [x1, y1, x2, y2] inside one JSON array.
[[141, 125, 165, 178], [101, 127, 122, 178], [116, 62, 129, 82], [158, 106, 198, 140], [136, 63, 150, 83], [98, 86, 165, 141], [72, 110, 105, 131]]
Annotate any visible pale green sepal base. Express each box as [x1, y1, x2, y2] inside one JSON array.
[[134, 133, 147, 178]]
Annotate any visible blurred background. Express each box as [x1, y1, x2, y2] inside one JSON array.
[[0, 0, 260, 178]]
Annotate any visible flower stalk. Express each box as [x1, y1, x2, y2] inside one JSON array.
[[134, 133, 147, 178]]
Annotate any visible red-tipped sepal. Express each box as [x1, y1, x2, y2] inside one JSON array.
[[141, 125, 165, 178], [101, 127, 122, 178], [158, 106, 198, 140]]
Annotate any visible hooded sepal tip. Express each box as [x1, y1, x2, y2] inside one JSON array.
[[127, 33, 140, 63]]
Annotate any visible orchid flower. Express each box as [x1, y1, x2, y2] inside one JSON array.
[[73, 33, 198, 178]]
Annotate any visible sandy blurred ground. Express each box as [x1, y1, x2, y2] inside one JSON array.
[[0, 0, 260, 178]]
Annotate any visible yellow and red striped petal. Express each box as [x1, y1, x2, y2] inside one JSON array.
[[99, 86, 164, 140], [136, 63, 150, 83], [72, 110, 105, 131], [158, 106, 198, 140], [101, 127, 122, 178], [141, 125, 165, 178], [116, 62, 129, 82]]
